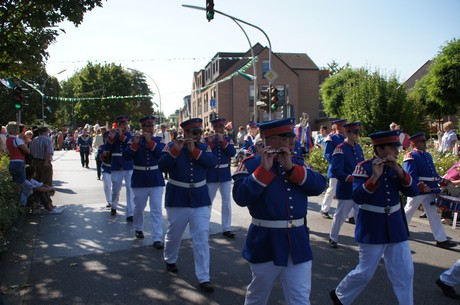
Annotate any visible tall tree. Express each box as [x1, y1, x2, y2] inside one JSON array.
[[59, 63, 154, 128], [321, 67, 426, 135], [0, 0, 104, 77]]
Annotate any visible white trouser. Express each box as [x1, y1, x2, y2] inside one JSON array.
[[208, 181, 232, 232], [111, 170, 134, 217], [336, 241, 414, 305], [132, 187, 164, 242], [164, 206, 211, 283], [440, 259, 460, 286], [404, 193, 447, 242], [321, 178, 337, 213], [245, 258, 312, 305], [102, 172, 112, 204], [330, 199, 358, 242]]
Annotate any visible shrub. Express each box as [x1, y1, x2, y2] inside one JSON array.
[[0, 153, 23, 252]]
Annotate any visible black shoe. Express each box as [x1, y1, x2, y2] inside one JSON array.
[[106, 203, 112, 208], [152, 241, 164, 249], [329, 239, 338, 249], [436, 240, 457, 249], [321, 211, 332, 219], [85, 165, 89, 168], [126, 216, 134, 222], [135, 230, 144, 239], [110, 208, 116, 216], [347, 217, 355, 224], [329, 289, 343, 305], [223, 231, 235, 238], [419, 212, 427, 218], [199, 281, 214, 293], [436, 278, 460, 299], [166, 263, 178, 273]]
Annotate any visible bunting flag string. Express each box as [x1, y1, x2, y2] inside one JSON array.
[[192, 56, 258, 93], [46, 56, 254, 65], [44, 94, 153, 102]]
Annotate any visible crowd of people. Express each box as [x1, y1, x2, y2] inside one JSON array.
[[1, 116, 460, 303]]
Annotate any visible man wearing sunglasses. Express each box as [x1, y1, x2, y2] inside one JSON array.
[[159, 118, 217, 293], [204, 118, 237, 238], [328, 122, 364, 248], [403, 133, 457, 249]]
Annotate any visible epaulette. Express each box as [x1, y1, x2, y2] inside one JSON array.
[[403, 151, 414, 162], [353, 160, 371, 178], [332, 146, 344, 155]]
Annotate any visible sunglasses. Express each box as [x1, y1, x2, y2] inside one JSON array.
[[142, 124, 154, 127]]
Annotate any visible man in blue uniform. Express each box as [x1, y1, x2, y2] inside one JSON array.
[[158, 118, 217, 293], [403, 132, 457, 249], [204, 118, 237, 238], [321, 119, 347, 219], [124, 116, 166, 249], [232, 117, 327, 305], [106, 115, 134, 221], [330, 130, 418, 305], [328, 122, 364, 248]]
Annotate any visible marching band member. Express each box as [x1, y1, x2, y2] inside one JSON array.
[[232, 117, 327, 305], [106, 115, 134, 221], [331, 130, 418, 305], [403, 133, 457, 249], [124, 116, 165, 249], [204, 118, 237, 238], [159, 118, 217, 293]]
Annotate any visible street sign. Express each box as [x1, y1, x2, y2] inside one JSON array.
[[264, 69, 278, 82], [210, 99, 216, 108]]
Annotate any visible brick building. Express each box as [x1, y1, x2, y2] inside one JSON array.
[[179, 43, 329, 134]]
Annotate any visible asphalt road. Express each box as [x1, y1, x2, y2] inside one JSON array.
[[0, 150, 459, 305]]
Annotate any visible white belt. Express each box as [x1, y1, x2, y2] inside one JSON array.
[[168, 178, 206, 188], [360, 204, 400, 215], [216, 163, 229, 168], [419, 176, 439, 182], [102, 162, 111, 167], [252, 217, 305, 228], [133, 165, 158, 171], [112, 153, 122, 157]]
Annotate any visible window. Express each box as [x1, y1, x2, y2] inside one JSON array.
[[262, 60, 269, 74], [249, 85, 254, 106]]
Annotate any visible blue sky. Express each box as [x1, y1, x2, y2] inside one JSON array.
[[45, 0, 460, 116]]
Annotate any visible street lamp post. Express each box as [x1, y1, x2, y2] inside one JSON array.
[[182, 4, 273, 122], [41, 69, 66, 126], [127, 68, 162, 124]]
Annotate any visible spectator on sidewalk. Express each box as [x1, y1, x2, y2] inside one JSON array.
[[98, 131, 112, 208], [6, 121, 30, 186], [23, 165, 62, 214], [437, 121, 458, 155], [29, 126, 54, 186], [93, 127, 106, 179]]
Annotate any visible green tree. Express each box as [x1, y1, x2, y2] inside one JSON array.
[[321, 67, 426, 135], [59, 63, 154, 128], [0, 0, 104, 77], [409, 38, 460, 121]]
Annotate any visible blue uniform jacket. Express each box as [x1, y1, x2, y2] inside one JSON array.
[[242, 135, 257, 156], [98, 144, 111, 174], [324, 133, 345, 178], [232, 155, 327, 266], [77, 135, 92, 153], [158, 141, 217, 208], [331, 141, 365, 199], [124, 136, 165, 188], [403, 149, 442, 195], [204, 135, 236, 183], [105, 131, 133, 171], [352, 158, 418, 244]]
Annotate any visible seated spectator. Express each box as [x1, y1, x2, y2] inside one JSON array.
[[23, 166, 62, 214], [441, 161, 460, 224]]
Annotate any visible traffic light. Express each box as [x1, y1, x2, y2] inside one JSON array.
[[270, 86, 279, 111], [259, 88, 269, 112], [206, 0, 214, 22], [13, 86, 23, 110]]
